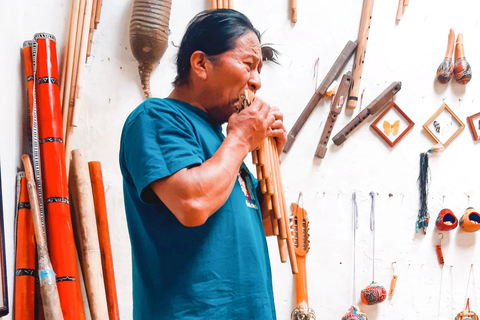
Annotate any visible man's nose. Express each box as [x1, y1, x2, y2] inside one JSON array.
[[248, 70, 261, 91]]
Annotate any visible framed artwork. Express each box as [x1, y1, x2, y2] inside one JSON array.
[[370, 102, 414, 147], [466, 112, 480, 141], [422, 103, 465, 148]]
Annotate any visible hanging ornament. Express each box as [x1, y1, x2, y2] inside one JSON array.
[[342, 193, 368, 320], [436, 234, 445, 265], [456, 265, 479, 320], [455, 299, 479, 320], [342, 305, 367, 320], [388, 262, 398, 298], [416, 144, 444, 234], [436, 208, 458, 231], [360, 192, 386, 305]]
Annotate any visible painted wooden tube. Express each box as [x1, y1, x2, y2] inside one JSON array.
[[454, 33, 472, 85], [22, 155, 64, 320], [88, 161, 120, 320], [129, 0, 172, 98], [22, 41, 35, 130], [436, 29, 454, 84], [33, 33, 84, 320], [14, 174, 36, 320], [69, 150, 109, 320]]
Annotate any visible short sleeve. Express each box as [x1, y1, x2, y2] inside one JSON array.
[[120, 101, 203, 203]]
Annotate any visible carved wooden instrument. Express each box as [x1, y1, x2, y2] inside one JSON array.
[[22, 154, 64, 320], [129, 0, 172, 98], [347, 0, 374, 109], [315, 71, 352, 158], [333, 81, 402, 146], [240, 90, 298, 274], [436, 29, 455, 84], [283, 40, 357, 153], [290, 203, 315, 320]]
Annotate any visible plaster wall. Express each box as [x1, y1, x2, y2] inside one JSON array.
[[1, 0, 479, 319]]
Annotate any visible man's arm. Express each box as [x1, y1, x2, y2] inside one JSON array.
[[151, 98, 285, 227]]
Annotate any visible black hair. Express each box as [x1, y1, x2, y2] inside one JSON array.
[[173, 9, 262, 87]]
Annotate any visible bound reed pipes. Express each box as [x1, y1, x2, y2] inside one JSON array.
[[241, 90, 298, 274]]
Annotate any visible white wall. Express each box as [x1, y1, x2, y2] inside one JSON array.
[[1, 0, 479, 319]]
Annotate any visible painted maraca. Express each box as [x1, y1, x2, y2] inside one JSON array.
[[436, 29, 454, 84], [454, 33, 472, 85]]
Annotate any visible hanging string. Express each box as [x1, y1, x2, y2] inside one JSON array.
[[297, 192, 304, 209], [370, 191, 375, 281], [438, 264, 445, 319], [352, 192, 359, 305], [464, 264, 477, 311], [450, 265, 454, 319]]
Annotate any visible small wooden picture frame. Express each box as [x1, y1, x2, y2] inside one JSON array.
[[466, 112, 480, 141], [370, 102, 414, 147], [422, 103, 465, 148]]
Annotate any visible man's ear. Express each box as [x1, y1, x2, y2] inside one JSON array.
[[190, 51, 209, 81]]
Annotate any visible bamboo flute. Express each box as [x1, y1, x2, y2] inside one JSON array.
[[69, 150, 109, 320], [347, 0, 374, 109], [22, 155, 64, 320], [88, 162, 120, 320], [211, 0, 217, 9]]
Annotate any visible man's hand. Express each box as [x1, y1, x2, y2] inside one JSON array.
[[226, 97, 275, 153], [268, 106, 287, 155]]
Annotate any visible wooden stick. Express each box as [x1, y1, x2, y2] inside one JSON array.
[[396, 0, 404, 23], [291, 0, 297, 23], [62, 0, 81, 133], [69, 150, 109, 320], [211, 0, 217, 9], [87, 0, 98, 58], [277, 236, 287, 263], [22, 155, 64, 320], [228, 0, 233, 9], [65, 0, 94, 175], [218, 0, 223, 9], [94, 0, 103, 29], [88, 162, 120, 320], [347, 0, 374, 109]]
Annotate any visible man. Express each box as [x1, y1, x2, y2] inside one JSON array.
[[120, 9, 286, 319]]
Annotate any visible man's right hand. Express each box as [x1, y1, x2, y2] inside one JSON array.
[[226, 97, 275, 153]]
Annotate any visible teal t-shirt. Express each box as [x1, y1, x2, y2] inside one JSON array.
[[119, 98, 276, 319]]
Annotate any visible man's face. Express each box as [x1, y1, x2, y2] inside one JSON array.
[[204, 31, 263, 123]]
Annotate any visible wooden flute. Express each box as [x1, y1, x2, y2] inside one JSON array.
[[283, 40, 357, 153], [332, 81, 401, 146], [347, 0, 375, 110], [315, 71, 352, 158]]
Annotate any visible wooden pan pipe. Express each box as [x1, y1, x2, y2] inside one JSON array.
[[211, 0, 233, 9], [241, 90, 298, 274]]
